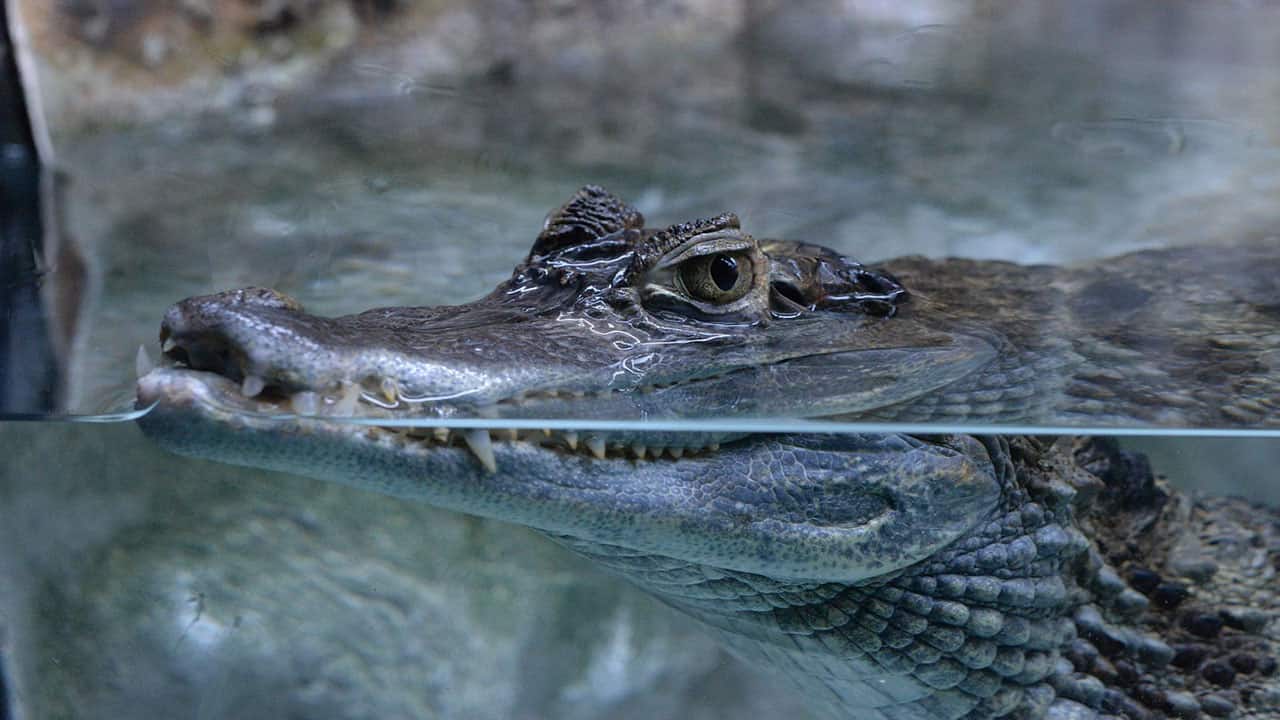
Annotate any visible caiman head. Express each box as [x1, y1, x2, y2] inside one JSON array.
[[137, 186, 1004, 583]]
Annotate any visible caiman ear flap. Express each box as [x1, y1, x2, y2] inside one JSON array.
[[530, 185, 645, 257]]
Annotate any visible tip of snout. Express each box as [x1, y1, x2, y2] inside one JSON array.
[[159, 286, 304, 344], [152, 286, 323, 395]]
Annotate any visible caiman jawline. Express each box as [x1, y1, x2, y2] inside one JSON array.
[[136, 361, 733, 473]]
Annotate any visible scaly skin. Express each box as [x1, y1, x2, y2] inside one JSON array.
[[136, 187, 1280, 719]]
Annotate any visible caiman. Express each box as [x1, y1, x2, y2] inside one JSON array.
[[136, 186, 1280, 720]]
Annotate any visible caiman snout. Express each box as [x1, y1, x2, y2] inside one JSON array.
[[154, 285, 382, 410], [151, 284, 565, 418], [160, 285, 307, 363]]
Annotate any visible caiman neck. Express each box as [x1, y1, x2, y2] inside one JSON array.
[[873, 243, 1280, 427], [547, 438, 1099, 720], [548, 437, 1280, 720]]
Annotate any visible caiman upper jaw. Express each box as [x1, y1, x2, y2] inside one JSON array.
[[155, 284, 540, 417], [143, 285, 996, 476], [150, 282, 997, 422]]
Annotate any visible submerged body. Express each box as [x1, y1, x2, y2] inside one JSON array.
[[137, 187, 1280, 719]]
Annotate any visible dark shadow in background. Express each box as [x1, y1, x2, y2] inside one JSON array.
[[0, 647, 9, 720], [2, 10, 58, 714], [1, 1, 59, 415]]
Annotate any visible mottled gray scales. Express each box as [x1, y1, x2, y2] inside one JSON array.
[[136, 188, 1280, 719], [878, 247, 1280, 426], [545, 438, 1277, 719]]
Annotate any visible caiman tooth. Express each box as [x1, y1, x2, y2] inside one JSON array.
[[290, 391, 320, 415], [135, 345, 155, 379], [241, 375, 267, 398], [631, 444, 647, 459], [433, 427, 450, 442], [162, 337, 178, 353], [463, 429, 497, 473], [667, 447, 684, 458], [500, 429, 519, 442], [379, 378, 398, 404], [333, 382, 361, 416], [586, 436, 607, 460], [563, 431, 579, 450]]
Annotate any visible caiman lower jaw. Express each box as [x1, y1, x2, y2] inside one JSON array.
[[135, 367, 737, 473], [138, 367, 1002, 583]]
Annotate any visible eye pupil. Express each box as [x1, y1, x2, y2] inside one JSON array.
[[710, 255, 739, 291]]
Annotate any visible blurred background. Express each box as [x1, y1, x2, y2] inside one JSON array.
[[1, 2, 1277, 719]]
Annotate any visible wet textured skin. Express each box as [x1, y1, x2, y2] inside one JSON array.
[[136, 187, 1280, 719]]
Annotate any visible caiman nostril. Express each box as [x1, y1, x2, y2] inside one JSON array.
[[155, 286, 308, 387], [164, 343, 192, 367], [166, 338, 241, 381]]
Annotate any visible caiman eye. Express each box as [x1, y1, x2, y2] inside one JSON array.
[[677, 252, 754, 303]]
